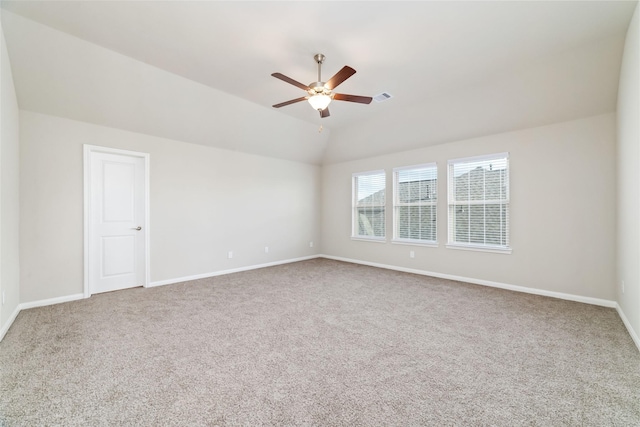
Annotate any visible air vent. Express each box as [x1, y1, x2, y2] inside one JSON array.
[[374, 92, 393, 103]]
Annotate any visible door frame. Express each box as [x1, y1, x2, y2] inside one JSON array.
[[83, 144, 150, 298]]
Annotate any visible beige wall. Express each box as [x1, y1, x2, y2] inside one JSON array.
[[617, 4, 640, 344], [322, 113, 616, 301], [0, 21, 21, 337], [19, 111, 321, 303]]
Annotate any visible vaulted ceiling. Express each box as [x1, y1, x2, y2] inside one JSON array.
[[1, 1, 637, 164]]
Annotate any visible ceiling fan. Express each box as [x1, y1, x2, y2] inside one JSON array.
[[271, 53, 372, 118]]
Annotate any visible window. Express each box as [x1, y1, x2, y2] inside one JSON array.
[[448, 153, 510, 252], [352, 170, 386, 240], [393, 163, 437, 245]]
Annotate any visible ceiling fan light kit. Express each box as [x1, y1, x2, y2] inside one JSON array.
[[307, 93, 332, 111], [271, 53, 373, 118]]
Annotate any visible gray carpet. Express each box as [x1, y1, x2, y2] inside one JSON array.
[[1, 259, 639, 426]]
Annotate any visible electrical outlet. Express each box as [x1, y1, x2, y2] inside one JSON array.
[[265, 246, 269, 253], [410, 251, 415, 258], [228, 251, 233, 259], [309, 241, 314, 248]]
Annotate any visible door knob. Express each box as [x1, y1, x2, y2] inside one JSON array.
[[132, 226, 142, 231]]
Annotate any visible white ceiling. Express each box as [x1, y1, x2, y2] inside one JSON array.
[[1, 1, 637, 164]]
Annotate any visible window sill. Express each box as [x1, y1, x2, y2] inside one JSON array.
[[351, 236, 387, 243], [446, 244, 512, 254], [392, 239, 438, 248]]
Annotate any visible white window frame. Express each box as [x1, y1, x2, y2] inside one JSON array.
[[447, 153, 511, 254], [392, 163, 438, 247], [352, 170, 386, 242]]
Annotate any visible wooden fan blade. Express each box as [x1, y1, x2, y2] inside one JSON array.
[[271, 73, 310, 91], [320, 108, 330, 118], [325, 66, 356, 90], [333, 93, 373, 104], [273, 96, 307, 108]]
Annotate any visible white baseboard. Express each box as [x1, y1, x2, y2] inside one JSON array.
[[1, 257, 322, 341], [19, 293, 86, 310], [320, 254, 617, 308], [616, 304, 640, 352], [148, 255, 322, 288], [1, 293, 87, 342], [321, 255, 640, 353], [4, 257, 636, 354], [0, 304, 21, 342]]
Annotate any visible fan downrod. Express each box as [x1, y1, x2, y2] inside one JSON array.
[[313, 53, 326, 85]]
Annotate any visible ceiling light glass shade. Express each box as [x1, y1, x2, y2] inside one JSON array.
[[308, 94, 331, 111]]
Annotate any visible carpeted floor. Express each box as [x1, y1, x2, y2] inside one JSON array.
[[1, 259, 639, 426]]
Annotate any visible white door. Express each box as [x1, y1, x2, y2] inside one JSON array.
[[88, 150, 147, 294]]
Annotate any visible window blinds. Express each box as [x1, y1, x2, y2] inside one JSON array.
[[393, 164, 437, 243], [448, 154, 509, 249], [353, 170, 386, 239]]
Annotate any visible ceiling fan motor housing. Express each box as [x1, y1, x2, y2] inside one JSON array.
[[308, 82, 331, 96]]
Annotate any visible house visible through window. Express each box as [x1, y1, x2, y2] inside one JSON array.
[[393, 163, 437, 244], [447, 153, 510, 252], [352, 170, 386, 240]]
